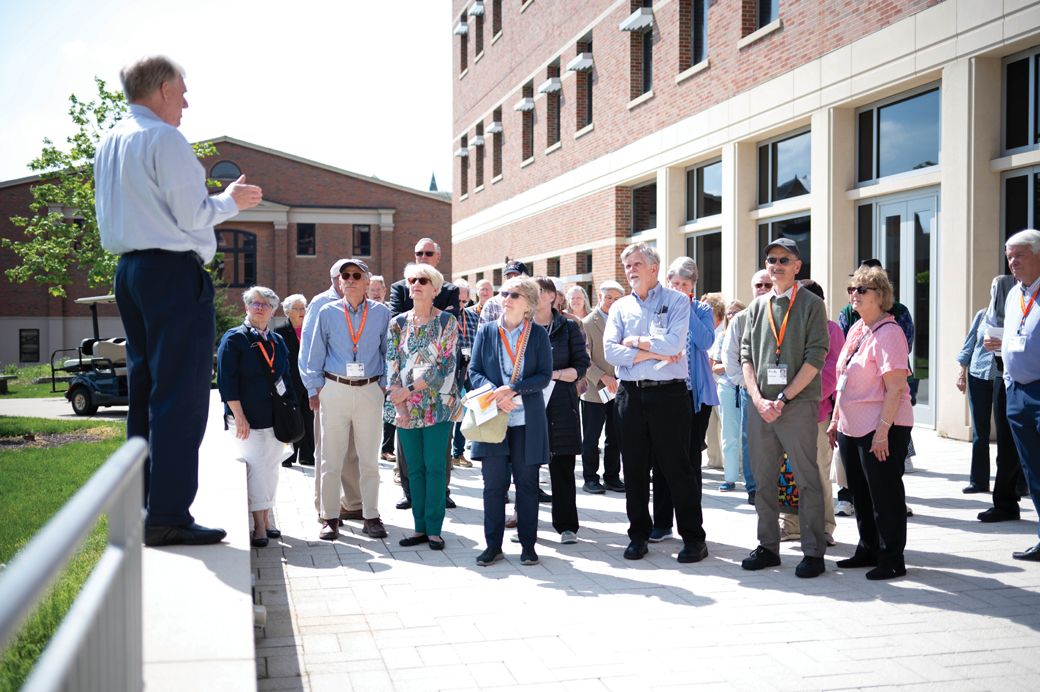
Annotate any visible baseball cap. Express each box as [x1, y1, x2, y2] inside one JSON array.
[[598, 279, 625, 293], [339, 258, 370, 274], [859, 258, 883, 269], [329, 259, 351, 277], [504, 261, 528, 277], [764, 237, 801, 259]]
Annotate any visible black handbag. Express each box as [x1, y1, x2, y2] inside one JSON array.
[[246, 328, 305, 444]]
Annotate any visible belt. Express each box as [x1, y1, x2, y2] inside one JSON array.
[[623, 378, 685, 389], [324, 373, 380, 386], [123, 248, 204, 266]]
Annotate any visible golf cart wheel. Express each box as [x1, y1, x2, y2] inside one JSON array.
[[70, 387, 98, 416]]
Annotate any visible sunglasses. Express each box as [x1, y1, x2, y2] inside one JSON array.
[[847, 286, 875, 295], [340, 271, 364, 281], [765, 256, 793, 265], [415, 250, 436, 257], [501, 291, 522, 300], [407, 276, 431, 285], [248, 301, 273, 310], [754, 282, 773, 289]]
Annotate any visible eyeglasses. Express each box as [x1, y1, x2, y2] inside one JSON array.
[[407, 276, 431, 285], [754, 282, 773, 289], [248, 301, 273, 310], [501, 291, 522, 300], [340, 271, 364, 281], [765, 256, 793, 266], [847, 286, 875, 295], [415, 250, 436, 257]]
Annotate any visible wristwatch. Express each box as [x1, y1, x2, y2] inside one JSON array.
[[776, 391, 788, 404]]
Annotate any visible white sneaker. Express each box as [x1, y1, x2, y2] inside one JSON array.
[[560, 530, 578, 544], [835, 500, 855, 517], [904, 458, 916, 473], [510, 533, 521, 543]]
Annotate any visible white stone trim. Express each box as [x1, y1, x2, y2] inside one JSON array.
[[991, 148, 1040, 173], [627, 90, 654, 110], [675, 59, 709, 85], [574, 122, 595, 140], [737, 18, 782, 50]]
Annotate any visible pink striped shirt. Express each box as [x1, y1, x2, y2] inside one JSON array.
[[834, 316, 914, 438]]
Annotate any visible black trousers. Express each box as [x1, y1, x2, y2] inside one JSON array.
[[580, 399, 622, 483], [837, 425, 911, 568], [382, 421, 396, 455], [652, 403, 711, 535], [616, 381, 704, 544], [289, 385, 315, 463], [481, 426, 540, 551], [966, 374, 993, 488], [548, 453, 579, 534], [116, 251, 213, 527], [990, 374, 1024, 512]]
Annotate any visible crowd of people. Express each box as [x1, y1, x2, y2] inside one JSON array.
[[96, 55, 1040, 577]]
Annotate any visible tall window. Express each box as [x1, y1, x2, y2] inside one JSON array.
[[493, 268, 503, 287], [693, 0, 708, 64], [758, 0, 778, 28], [475, 122, 485, 188], [686, 159, 722, 221], [458, 13, 468, 74], [758, 129, 811, 205], [758, 216, 811, 279], [216, 229, 257, 288], [1004, 168, 1040, 243], [19, 329, 40, 363], [352, 225, 371, 256], [632, 182, 657, 232], [1004, 48, 1040, 152], [492, 107, 503, 178], [575, 40, 594, 129], [296, 223, 316, 256], [474, 4, 484, 56], [521, 82, 534, 161], [459, 135, 469, 196], [546, 256, 561, 276], [857, 86, 940, 183], [492, 0, 502, 36], [641, 0, 653, 94], [685, 232, 722, 295], [545, 63, 561, 148], [625, 0, 654, 99]]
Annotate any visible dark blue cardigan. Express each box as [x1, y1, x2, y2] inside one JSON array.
[[467, 321, 553, 465], [217, 326, 294, 429]]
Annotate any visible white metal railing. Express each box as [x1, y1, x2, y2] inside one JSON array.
[[0, 437, 147, 692]]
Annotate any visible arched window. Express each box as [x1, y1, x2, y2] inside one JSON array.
[[210, 160, 242, 182], [215, 229, 256, 287]]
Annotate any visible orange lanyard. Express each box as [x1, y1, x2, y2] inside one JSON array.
[[256, 341, 275, 373], [499, 321, 528, 370], [1020, 283, 1040, 333], [459, 309, 468, 335], [766, 284, 798, 363], [343, 301, 369, 358]]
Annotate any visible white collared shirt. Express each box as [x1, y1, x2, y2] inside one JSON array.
[[94, 104, 239, 262]]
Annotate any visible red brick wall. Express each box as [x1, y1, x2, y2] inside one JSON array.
[[451, 0, 940, 222]]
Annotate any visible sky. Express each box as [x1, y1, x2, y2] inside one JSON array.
[[0, 0, 453, 193]]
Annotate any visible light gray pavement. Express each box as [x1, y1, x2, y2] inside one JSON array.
[[257, 427, 1040, 692]]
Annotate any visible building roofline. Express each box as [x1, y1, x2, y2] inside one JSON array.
[[0, 173, 44, 190], [206, 136, 451, 204]]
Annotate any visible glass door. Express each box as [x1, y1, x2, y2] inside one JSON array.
[[876, 194, 937, 426]]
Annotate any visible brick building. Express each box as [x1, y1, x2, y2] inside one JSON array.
[[450, 0, 1040, 439], [0, 136, 451, 366]]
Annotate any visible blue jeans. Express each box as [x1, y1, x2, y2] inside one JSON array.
[[451, 420, 466, 458], [739, 386, 756, 493], [718, 381, 741, 484], [1006, 380, 1040, 537]]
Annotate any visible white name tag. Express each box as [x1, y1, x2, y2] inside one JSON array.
[[275, 378, 287, 396], [461, 347, 472, 358], [766, 365, 788, 386], [345, 362, 366, 378], [836, 374, 847, 393], [1006, 335, 1027, 353], [650, 325, 666, 338]]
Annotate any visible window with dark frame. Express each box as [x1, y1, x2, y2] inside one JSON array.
[[574, 38, 594, 130], [493, 268, 503, 287], [474, 4, 484, 55], [857, 87, 940, 183], [685, 232, 722, 295], [1004, 50, 1039, 152], [352, 225, 371, 257], [546, 62, 561, 148], [576, 250, 593, 274], [296, 223, 316, 256], [215, 229, 257, 288], [632, 182, 657, 232], [460, 135, 469, 196], [459, 13, 468, 73], [628, 0, 654, 100], [758, 0, 779, 28], [758, 129, 811, 206], [1003, 169, 1040, 243], [693, 0, 708, 65], [522, 82, 534, 161], [546, 256, 561, 276], [757, 215, 811, 280], [492, 0, 502, 36], [492, 107, 503, 178], [642, 0, 653, 94], [19, 328, 40, 363], [686, 159, 722, 221], [210, 160, 242, 182], [475, 122, 485, 188]]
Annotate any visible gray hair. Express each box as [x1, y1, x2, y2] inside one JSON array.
[[620, 242, 660, 269], [565, 284, 589, 310], [415, 237, 441, 253], [404, 263, 444, 294], [1006, 229, 1040, 255], [666, 256, 699, 285], [369, 275, 386, 286], [120, 55, 185, 101], [281, 294, 307, 314], [501, 276, 540, 320], [242, 285, 279, 310], [455, 278, 471, 291], [475, 278, 493, 291]]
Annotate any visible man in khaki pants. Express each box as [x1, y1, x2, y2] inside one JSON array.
[[302, 259, 391, 540]]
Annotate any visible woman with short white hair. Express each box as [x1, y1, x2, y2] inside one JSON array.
[[565, 285, 591, 319], [217, 286, 295, 548]]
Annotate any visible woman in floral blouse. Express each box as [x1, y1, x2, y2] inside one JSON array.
[[385, 263, 463, 550]]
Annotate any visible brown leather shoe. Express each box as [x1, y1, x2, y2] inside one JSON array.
[[319, 518, 340, 541], [339, 508, 364, 521], [363, 517, 388, 539], [452, 456, 473, 468]]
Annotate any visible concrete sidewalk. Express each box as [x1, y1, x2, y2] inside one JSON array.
[[256, 429, 1040, 691]]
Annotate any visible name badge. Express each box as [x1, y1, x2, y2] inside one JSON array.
[[461, 347, 472, 359], [275, 378, 287, 396], [650, 324, 666, 338], [836, 374, 847, 393], [766, 364, 788, 386], [345, 362, 366, 378], [1006, 335, 1027, 353]]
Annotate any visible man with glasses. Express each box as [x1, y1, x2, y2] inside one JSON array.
[[303, 259, 391, 541], [721, 269, 774, 505], [740, 238, 830, 578]]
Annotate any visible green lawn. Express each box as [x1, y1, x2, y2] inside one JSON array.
[[0, 364, 66, 399], [0, 416, 126, 692]]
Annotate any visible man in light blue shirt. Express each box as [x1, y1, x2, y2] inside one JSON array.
[[992, 230, 1040, 561], [604, 243, 708, 565], [95, 55, 262, 547], [303, 259, 391, 541]]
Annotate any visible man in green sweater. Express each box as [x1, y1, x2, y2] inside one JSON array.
[[740, 238, 831, 578]]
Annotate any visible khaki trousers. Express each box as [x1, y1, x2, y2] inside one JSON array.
[[318, 381, 383, 520], [781, 421, 836, 536], [312, 406, 362, 516]]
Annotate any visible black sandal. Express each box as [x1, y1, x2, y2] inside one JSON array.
[[429, 537, 445, 551], [398, 534, 429, 547], [251, 536, 269, 548], [266, 528, 282, 539]]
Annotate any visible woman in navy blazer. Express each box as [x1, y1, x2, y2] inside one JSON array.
[[468, 276, 553, 567]]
